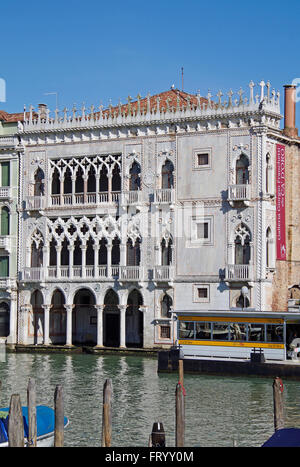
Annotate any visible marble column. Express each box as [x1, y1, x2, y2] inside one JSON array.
[[64, 304, 74, 346], [95, 305, 104, 347], [42, 304, 52, 345], [119, 305, 127, 348], [7, 290, 17, 344]]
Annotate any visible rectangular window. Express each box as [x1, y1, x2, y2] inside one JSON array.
[[190, 216, 213, 246], [229, 323, 247, 341], [266, 324, 283, 343], [197, 153, 209, 166], [193, 148, 212, 170], [212, 323, 229, 340], [179, 321, 195, 339], [193, 284, 210, 303], [195, 322, 211, 340], [198, 288, 208, 298], [0, 256, 9, 277], [197, 222, 209, 239], [248, 324, 265, 342], [1, 162, 10, 187], [160, 325, 171, 339]]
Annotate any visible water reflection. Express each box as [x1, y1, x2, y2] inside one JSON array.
[[1, 353, 300, 446]]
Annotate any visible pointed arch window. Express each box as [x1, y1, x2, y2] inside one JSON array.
[[129, 161, 141, 191], [234, 223, 251, 265], [266, 153, 273, 194], [161, 238, 172, 265], [161, 294, 172, 318], [236, 154, 249, 185], [161, 160, 174, 189], [127, 238, 141, 266], [1, 206, 9, 236], [266, 227, 275, 269], [51, 168, 60, 195], [112, 165, 121, 192], [64, 167, 72, 194], [34, 168, 44, 196]]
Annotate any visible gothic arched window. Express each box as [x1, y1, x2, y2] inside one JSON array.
[[34, 168, 44, 196], [161, 238, 172, 265], [234, 224, 251, 265], [161, 160, 174, 189], [1, 206, 9, 236], [129, 161, 141, 191], [161, 294, 172, 318], [236, 154, 249, 185]]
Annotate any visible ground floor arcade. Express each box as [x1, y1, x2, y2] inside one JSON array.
[[16, 285, 174, 348]]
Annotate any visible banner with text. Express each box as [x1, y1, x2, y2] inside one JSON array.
[[276, 144, 286, 260]]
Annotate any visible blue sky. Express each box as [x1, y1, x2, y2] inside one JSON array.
[[1, 0, 300, 129]]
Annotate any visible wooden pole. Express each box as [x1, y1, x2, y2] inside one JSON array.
[[101, 379, 112, 447], [179, 359, 184, 386], [175, 383, 185, 447], [149, 422, 166, 447], [54, 385, 64, 447], [8, 394, 24, 447], [273, 377, 284, 431], [27, 378, 37, 447]]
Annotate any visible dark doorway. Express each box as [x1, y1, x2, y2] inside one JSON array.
[[104, 289, 120, 347], [104, 314, 120, 347], [126, 289, 143, 348]]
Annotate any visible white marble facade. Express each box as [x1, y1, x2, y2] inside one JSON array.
[[16, 82, 282, 348]]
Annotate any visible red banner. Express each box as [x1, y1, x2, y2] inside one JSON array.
[[276, 144, 286, 260]]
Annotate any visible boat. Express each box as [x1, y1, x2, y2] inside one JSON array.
[[0, 405, 69, 447]]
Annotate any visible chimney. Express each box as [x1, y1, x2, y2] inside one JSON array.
[[38, 103, 47, 122], [283, 84, 298, 138]]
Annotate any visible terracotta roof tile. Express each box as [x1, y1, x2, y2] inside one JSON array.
[[0, 110, 26, 123]]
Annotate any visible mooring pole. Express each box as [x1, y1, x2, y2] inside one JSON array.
[[273, 377, 284, 431], [54, 385, 64, 447], [8, 394, 24, 447], [101, 379, 112, 447], [175, 383, 185, 447], [27, 378, 37, 447]]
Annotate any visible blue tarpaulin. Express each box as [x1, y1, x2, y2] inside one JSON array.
[[262, 428, 300, 447], [0, 405, 68, 442]]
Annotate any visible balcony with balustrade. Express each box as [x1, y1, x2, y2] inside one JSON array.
[[228, 184, 251, 205], [0, 187, 12, 200], [154, 189, 175, 205], [20, 265, 144, 283], [0, 236, 11, 252], [26, 196, 45, 212], [0, 136, 16, 149], [153, 265, 174, 284], [225, 264, 254, 282]]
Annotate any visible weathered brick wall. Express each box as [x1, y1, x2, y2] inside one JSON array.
[[272, 143, 300, 311]]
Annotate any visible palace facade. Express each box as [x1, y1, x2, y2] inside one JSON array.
[[1, 80, 300, 349]]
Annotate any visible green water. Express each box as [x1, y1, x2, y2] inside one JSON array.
[[1, 352, 300, 447]]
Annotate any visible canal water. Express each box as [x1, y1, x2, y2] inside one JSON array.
[[1, 352, 300, 447]]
